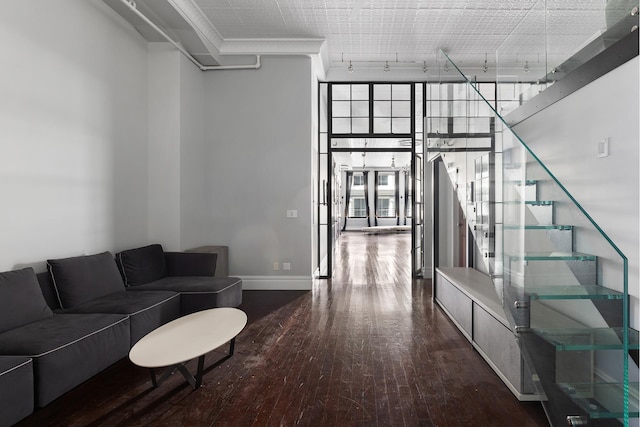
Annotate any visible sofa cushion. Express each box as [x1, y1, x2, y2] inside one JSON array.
[[47, 252, 125, 309], [116, 244, 167, 287], [0, 356, 34, 426], [60, 290, 181, 345], [0, 313, 130, 407], [0, 267, 53, 334], [127, 276, 243, 314]]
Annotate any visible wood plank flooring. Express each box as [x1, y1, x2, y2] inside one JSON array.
[[18, 233, 549, 426]]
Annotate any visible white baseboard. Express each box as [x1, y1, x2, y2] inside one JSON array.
[[239, 275, 313, 290]]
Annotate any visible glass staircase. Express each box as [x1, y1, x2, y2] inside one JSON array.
[[436, 49, 639, 426]]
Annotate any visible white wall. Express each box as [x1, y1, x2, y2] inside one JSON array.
[[179, 54, 208, 250], [147, 44, 181, 251], [513, 57, 640, 328], [202, 56, 313, 288], [0, 0, 150, 271]]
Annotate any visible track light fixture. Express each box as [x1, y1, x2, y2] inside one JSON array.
[[422, 61, 428, 73], [443, 61, 450, 72], [482, 53, 488, 73], [524, 60, 530, 73], [348, 60, 354, 73], [383, 61, 390, 72]]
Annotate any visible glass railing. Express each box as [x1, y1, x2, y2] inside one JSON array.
[[438, 45, 634, 425], [496, 0, 640, 118]]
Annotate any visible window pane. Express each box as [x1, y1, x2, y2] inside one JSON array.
[[478, 83, 495, 101], [374, 101, 391, 117], [332, 101, 351, 117], [392, 101, 411, 117], [349, 197, 367, 217], [352, 101, 369, 117], [392, 118, 411, 134], [425, 117, 448, 134], [374, 117, 391, 134], [392, 84, 411, 100], [332, 84, 351, 100], [452, 100, 467, 116], [351, 85, 369, 100], [332, 118, 351, 133], [453, 118, 468, 133], [376, 197, 396, 217], [352, 118, 369, 134], [452, 84, 467, 99], [427, 101, 442, 117], [374, 84, 391, 100]]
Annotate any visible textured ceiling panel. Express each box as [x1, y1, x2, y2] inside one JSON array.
[[162, 0, 623, 77]]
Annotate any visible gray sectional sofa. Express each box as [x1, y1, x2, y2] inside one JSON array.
[[0, 244, 242, 426]]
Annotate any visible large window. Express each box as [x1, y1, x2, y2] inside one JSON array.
[[331, 84, 369, 134], [376, 172, 396, 218], [348, 172, 366, 218], [376, 197, 395, 217], [349, 198, 367, 217], [331, 83, 412, 137]]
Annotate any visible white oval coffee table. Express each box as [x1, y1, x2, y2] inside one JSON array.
[[130, 307, 247, 389]]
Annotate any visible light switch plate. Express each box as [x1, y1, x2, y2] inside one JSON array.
[[597, 138, 609, 158]]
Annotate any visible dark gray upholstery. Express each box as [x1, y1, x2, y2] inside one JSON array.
[[59, 291, 181, 345], [0, 356, 33, 426], [0, 313, 130, 407], [47, 251, 126, 309], [165, 252, 217, 276], [127, 276, 243, 314], [0, 268, 53, 334], [116, 244, 167, 287]]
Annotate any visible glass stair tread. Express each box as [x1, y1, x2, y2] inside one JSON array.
[[524, 285, 623, 300], [504, 200, 554, 205], [505, 179, 538, 185], [504, 225, 573, 230], [532, 327, 639, 351], [510, 252, 596, 261], [558, 382, 640, 419]]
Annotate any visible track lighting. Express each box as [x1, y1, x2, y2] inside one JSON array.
[[524, 61, 530, 73], [422, 61, 428, 73], [482, 53, 488, 73], [443, 62, 450, 72], [383, 61, 390, 72], [348, 61, 354, 73]]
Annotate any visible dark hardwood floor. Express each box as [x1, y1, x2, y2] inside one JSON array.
[[18, 233, 549, 426]]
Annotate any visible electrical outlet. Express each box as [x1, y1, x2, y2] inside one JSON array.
[[283, 262, 291, 271], [273, 262, 279, 271], [286, 209, 298, 218]]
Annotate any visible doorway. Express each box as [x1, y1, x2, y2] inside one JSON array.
[[316, 82, 426, 279]]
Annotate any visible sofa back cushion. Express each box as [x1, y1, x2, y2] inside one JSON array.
[[47, 251, 125, 309], [0, 267, 53, 333], [115, 244, 167, 287]]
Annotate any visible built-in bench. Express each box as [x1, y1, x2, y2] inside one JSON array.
[[434, 267, 543, 401]]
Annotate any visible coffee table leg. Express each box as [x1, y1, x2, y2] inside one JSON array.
[[148, 338, 238, 390], [194, 355, 205, 388], [150, 368, 158, 388]]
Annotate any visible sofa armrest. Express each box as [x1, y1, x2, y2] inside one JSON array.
[[164, 252, 217, 277]]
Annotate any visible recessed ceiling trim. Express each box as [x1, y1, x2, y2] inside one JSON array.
[[220, 38, 326, 56]]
